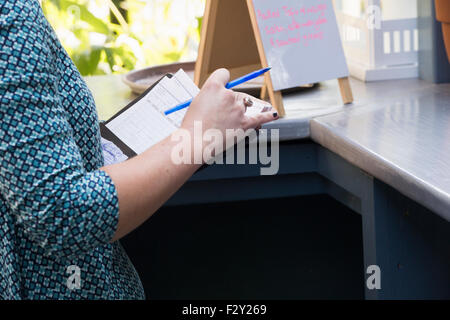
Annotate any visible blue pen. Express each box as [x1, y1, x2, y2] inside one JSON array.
[[164, 67, 271, 115]]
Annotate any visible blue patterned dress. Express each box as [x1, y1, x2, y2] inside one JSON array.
[[0, 0, 145, 299]]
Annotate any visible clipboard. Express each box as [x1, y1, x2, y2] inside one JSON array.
[[99, 73, 173, 159]]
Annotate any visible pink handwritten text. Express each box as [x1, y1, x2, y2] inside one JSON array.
[[258, 2, 329, 48], [257, 9, 280, 20]]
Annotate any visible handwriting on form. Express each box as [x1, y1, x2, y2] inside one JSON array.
[[256, 3, 328, 47]]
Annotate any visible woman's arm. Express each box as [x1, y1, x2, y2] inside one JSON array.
[[104, 69, 278, 241], [0, 3, 276, 258], [104, 131, 201, 242]]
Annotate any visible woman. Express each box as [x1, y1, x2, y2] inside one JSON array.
[[0, 0, 277, 299]]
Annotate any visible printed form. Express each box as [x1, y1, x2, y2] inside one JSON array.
[[106, 69, 271, 155], [106, 70, 199, 154]]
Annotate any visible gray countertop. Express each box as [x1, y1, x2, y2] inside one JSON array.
[[311, 79, 450, 222], [86, 75, 450, 221]]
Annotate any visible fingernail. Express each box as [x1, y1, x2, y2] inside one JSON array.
[[273, 112, 278, 118]]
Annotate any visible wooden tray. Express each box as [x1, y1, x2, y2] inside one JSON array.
[[122, 61, 314, 96], [123, 61, 266, 95]]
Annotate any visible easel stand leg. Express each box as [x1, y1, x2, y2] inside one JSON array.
[[338, 77, 354, 104], [269, 90, 285, 117], [260, 84, 268, 101]]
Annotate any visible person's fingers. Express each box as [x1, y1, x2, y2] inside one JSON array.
[[241, 95, 270, 109], [204, 68, 230, 88], [243, 97, 253, 108], [243, 110, 279, 130], [234, 92, 256, 107], [234, 92, 258, 114]]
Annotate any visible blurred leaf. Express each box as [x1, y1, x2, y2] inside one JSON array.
[[104, 47, 116, 71], [164, 51, 182, 62], [72, 47, 102, 75], [103, 46, 136, 73], [59, 0, 110, 35], [196, 16, 203, 37], [42, 0, 206, 76], [72, 27, 90, 49], [46, 0, 61, 10]]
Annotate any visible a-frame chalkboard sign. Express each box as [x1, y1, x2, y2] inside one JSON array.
[[194, 0, 354, 117]]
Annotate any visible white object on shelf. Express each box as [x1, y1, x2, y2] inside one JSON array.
[[334, 0, 419, 81]]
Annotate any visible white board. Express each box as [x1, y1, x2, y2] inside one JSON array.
[[250, 0, 349, 91]]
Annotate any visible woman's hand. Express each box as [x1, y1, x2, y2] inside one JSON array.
[[181, 68, 279, 136], [106, 68, 279, 242]]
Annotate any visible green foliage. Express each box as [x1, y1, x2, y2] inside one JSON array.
[[42, 0, 138, 75], [42, 0, 205, 76]]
